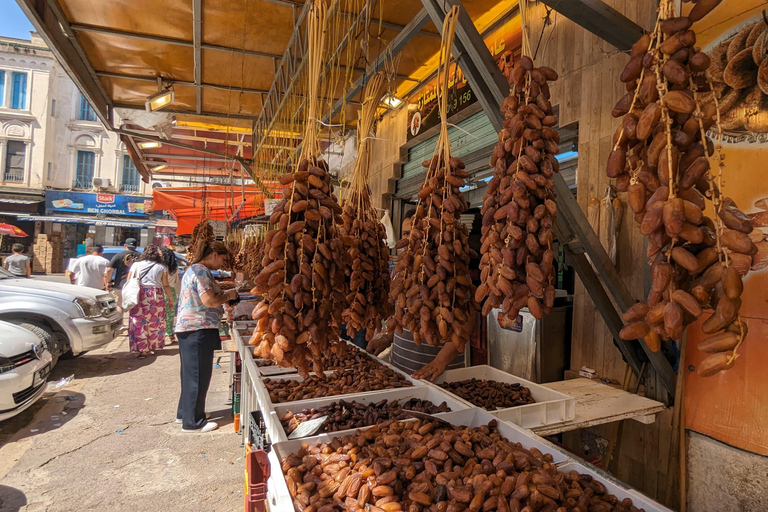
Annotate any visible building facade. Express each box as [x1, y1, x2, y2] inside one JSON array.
[[0, 32, 157, 257]]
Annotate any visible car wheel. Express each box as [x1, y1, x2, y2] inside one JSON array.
[[9, 321, 59, 368]]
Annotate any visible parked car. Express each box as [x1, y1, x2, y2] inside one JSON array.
[[0, 267, 122, 366], [0, 320, 53, 422]]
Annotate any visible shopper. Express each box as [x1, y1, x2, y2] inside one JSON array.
[[3, 243, 31, 278], [126, 245, 173, 358], [175, 241, 238, 433], [161, 247, 181, 344], [366, 211, 473, 381], [104, 238, 138, 312], [66, 245, 109, 289]]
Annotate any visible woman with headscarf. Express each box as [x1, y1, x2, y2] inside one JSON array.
[[161, 247, 181, 344], [175, 241, 238, 433], [126, 244, 173, 358]]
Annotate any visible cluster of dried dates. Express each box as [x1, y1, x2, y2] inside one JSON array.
[[440, 379, 535, 411], [187, 218, 214, 261], [282, 419, 645, 512], [280, 398, 451, 436], [610, 3, 754, 375], [390, 154, 477, 350], [477, 55, 560, 320], [339, 191, 392, 342], [234, 234, 266, 282], [264, 368, 412, 404], [251, 157, 350, 376]]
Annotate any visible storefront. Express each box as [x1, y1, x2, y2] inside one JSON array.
[[0, 187, 44, 255]]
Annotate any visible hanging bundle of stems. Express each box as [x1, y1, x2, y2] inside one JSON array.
[[252, 0, 351, 377], [339, 72, 392, 341], [390, 6, 478, 351]]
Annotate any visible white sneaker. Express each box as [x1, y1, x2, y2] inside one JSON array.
[[175, 418, 182, 424], [182, 421, 218, 433]]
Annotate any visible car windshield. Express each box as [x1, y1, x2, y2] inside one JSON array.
[[0, 267, 14, 279]]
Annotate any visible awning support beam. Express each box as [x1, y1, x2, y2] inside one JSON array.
[[538, 0, 645, 52], [193, 0, 203, 115], [68, 22, 284, 60], [421, 0, 675, 402], [95, 71, 268, 95]]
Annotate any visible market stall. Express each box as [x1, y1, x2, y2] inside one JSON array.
[[20, 0, 768, 509]]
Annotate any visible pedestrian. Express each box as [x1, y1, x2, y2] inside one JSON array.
[[161, 246, 180, 344], [104, 238, 138, 312], [126, 244, 173, 358], [65, 245, 109, 289], [175, 241, 238, 433], [3, 243, 31, 278]]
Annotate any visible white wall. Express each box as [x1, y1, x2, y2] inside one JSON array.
[[0, 32, 150, 197]]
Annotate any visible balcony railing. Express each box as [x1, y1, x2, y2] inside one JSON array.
[[72, 178, 92, 189], [3, 172, 24, 183], [121, 184, 140, 193]]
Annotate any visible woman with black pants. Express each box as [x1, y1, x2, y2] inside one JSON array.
[[175, 241, 238, 433]]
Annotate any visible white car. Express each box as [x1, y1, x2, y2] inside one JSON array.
[[0, 320, 53, 422]]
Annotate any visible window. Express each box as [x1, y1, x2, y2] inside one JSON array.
[[0, 70, 5, 107], [74, 150, 95, 188], [11, 72, 27, 110], [78, 94, 96, 121], [3, 141, 26, 182], [121, 155, 140, 192]]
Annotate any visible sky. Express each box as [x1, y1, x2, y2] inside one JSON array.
[[0, 0, 35, 40]]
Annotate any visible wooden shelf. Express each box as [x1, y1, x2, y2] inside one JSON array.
[[531, 378, 667, 436]]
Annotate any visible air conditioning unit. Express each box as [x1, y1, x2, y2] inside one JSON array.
[[92, 177, 111, 189], [152, 181, 171, 189]]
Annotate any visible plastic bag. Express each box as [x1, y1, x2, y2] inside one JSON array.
[[381, 210, 396, 249]]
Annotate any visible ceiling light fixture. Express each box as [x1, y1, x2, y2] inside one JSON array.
[[381, 93, 404, 109], [138, 141, 162, 149], [151, 164, 167, 171], [145, 77, 175, 113]]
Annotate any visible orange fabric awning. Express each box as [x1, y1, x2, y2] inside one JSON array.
[[152, 184, 283, 235]]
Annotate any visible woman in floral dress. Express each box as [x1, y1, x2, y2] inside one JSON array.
[[126, 245, 173, 357]]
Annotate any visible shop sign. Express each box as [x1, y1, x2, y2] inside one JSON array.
[[46, 191, 153, 217], [406, 17, 520, 140]]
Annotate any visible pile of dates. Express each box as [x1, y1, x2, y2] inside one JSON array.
[[280, 398, 451, 436], [281, 418, 646, 512], [440, 379, 535, 411], [264, 368, 413, 404]]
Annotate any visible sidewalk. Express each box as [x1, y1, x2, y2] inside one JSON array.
[[0, 334, 242, 511]]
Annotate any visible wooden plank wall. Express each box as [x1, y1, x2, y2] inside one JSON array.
[[367, 106, 409, 210], [526, 1, 680, 507]]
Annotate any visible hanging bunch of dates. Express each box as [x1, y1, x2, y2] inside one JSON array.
[[188, 217, 214, 260], [251, 157, 350, 376], [338, 72, 392, 342], [390, 153, 478, 350], [610, 0, 755, 376], [476, 55, 560, 320], [390, 6, 477, 352]]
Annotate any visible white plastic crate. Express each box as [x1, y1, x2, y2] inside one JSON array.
[[429, 365, 575, 429], [267, 407, 671, 512], [269, 385, 469, 442]]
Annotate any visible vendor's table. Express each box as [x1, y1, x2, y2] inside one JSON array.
[[531, 378, 667, 437]]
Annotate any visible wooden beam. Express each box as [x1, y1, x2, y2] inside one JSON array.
[[538, 0, 645, 52], [113, 103, 257, 121], [192, 0, 203, 114], [95, 71, 268, 94], [69, 22, 283, 60], [121, 134, 152, 184], [16, 0, 112, 128]]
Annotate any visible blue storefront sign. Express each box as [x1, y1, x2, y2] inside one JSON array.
[[46, 191, 153, 217]]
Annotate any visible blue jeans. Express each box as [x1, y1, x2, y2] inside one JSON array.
[[339, 323, 368, 350]]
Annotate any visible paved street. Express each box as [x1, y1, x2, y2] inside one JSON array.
[[0, 334, 242, 512]]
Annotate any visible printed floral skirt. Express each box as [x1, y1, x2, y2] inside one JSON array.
[[164, 288, 178, 336], [129, 287, 166, 353]]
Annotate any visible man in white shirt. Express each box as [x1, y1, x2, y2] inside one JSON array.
[[66, 245, 109, 290]]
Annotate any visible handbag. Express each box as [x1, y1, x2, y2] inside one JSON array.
[[121, 263, 156, 311]]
